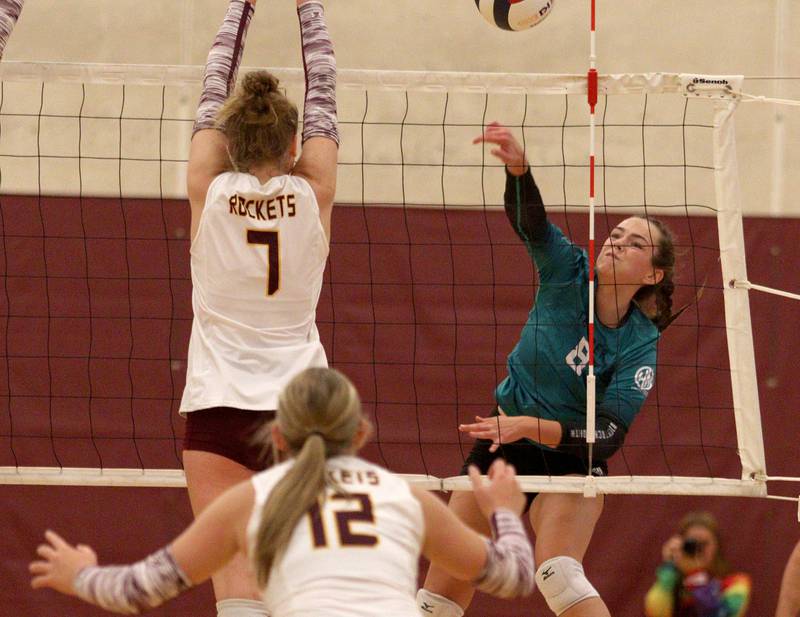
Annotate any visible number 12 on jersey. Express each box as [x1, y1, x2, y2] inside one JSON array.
[[247, 230, 280, 296], [308, 493, 378, 548]]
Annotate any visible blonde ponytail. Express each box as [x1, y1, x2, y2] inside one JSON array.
[[252, 367, 365, 587]]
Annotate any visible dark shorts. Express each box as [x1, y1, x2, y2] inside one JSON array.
[[182, 407, 276, 471], [461, 416, 608, 512]]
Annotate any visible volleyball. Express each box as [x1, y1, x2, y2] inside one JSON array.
[[474, 0, 555, 31]]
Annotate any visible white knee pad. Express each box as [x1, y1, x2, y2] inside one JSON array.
[[216, 598, 270, 617], [534, 556, 599, 616], [416, 588, 465, 617]]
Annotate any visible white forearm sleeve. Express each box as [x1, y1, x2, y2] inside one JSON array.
[[473, 508, 536, 599], [73, 547, 192, 615]]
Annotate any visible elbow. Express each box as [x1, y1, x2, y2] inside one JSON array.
[[473, 515, 536, 600], [592, 440, 623, 462], [558, 417, 627, 463]]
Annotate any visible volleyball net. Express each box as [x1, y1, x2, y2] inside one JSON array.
[[0, 62, 791, 497]]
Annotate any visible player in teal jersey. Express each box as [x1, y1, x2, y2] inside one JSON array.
[[418, 122, 679, 617]]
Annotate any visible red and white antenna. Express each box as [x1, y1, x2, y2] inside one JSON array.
[[586, 0, 598, 463]]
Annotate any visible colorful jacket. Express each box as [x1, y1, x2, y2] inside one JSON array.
[[645, 562, 751, 617]]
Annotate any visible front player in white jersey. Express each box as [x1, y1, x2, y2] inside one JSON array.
[[178, 0, 340, 615], [31, 368, 536, 616]]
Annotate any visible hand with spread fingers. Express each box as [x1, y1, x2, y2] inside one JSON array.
[[459, 409, 537, 453], [29, 530, 97, 596], [472, 121, 529, 176], [468, 459, 526, 518]]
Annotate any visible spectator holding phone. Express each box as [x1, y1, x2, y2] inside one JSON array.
[[645, 511, 751, 617]]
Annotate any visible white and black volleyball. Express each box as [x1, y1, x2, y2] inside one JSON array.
[[474, 0, 555, 31]]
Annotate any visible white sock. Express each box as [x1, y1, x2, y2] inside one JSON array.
[[217, 598, 270, 617], [416, 589, 465, 617]]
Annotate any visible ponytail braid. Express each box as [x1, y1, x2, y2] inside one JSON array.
[[633, 216, 679, 332]]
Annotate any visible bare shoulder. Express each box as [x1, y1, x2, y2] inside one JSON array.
[[292, 137, 337, 209]]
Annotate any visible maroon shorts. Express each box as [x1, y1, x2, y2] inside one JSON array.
[[182, 407, 276, 471]]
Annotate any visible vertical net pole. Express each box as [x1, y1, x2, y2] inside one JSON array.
[[713, 93, 767, 481]]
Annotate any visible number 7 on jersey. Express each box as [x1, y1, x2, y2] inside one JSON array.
[[247, 230, 280, 296]]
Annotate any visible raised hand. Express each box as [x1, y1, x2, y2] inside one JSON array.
[[661, 534, 683, 563], [459, 409, 534, 453], [472, 121, 528, 176], [29, 530, 97, 596], [468, 459, 526, 517]]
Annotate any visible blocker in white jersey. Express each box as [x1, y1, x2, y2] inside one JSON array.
[[248, 456, 423, 617], [179, 2, 341, 613], [180, 171, 328, 414]]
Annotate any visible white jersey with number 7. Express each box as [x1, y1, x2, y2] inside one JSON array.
[[180, 171, 329, 414]]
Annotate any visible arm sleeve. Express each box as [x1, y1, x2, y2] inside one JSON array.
[[72, 547, 192, 615], [0, 0, 24, 59], [558, 415, 627, 462], [644, 562, 680, 617], [473, 508, 536, 599], [503, 167, 583, 283], [297, 1, 338, 145], [193, 0, 254, 134], [503, 167, 547, 243]]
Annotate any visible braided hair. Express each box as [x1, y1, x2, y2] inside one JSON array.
[[632, 216, 679, 331]]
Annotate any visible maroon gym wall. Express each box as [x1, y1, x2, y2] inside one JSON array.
[[1, 196, 797, 616]]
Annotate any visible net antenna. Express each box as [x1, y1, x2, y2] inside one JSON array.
[[0, 61, 798, 501], [585, 0, 599, 477]]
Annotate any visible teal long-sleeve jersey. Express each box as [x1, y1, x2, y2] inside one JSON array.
[[495, 185, 660, 433]]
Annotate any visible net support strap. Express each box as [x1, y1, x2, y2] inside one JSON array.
[[713, 93, 767, 486]]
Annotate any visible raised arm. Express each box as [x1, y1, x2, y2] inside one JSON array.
[[413, 460, 535, 600], [291, 0, 338, 238], [187, 0, 255, 223], [474, 122, 547, 244], [0, 0, 24, 59], [29, 481, 254, 614]]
